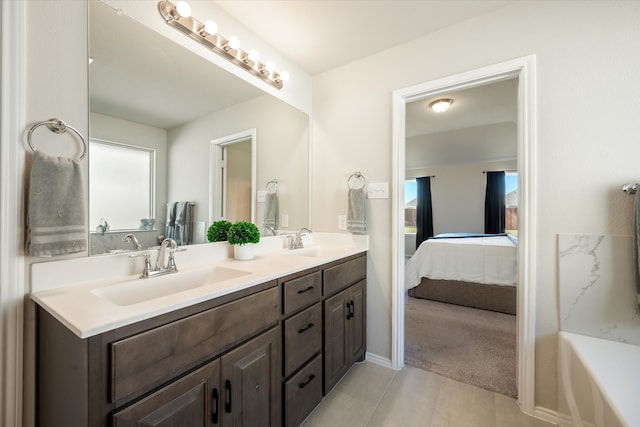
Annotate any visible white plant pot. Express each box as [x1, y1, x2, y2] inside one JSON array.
[[233, 244, 255, 260]]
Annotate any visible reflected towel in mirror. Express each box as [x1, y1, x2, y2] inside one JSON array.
[[27, 151, 88, 256], [263, 192, 279, 229], [165, 201, 194, 245]]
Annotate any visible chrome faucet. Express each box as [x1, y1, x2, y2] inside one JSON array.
[[265, 226, 277, 236], [156, 238, 178, 272], [291, 227, 312, 249], [123, 234, 142, 251], [131, 238, 183, 279]]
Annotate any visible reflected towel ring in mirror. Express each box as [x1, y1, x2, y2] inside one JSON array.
[[347, 172, 367, 190], [27, 118, 87, 160], [266, 179, 278, 194]]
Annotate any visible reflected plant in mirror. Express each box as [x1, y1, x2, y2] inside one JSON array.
[[88, 0, 309, 255]]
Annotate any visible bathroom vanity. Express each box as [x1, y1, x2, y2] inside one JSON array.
[[33, 235, 367, 427]]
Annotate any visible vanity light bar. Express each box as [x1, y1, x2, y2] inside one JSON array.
[[158, 0, 286, 90]]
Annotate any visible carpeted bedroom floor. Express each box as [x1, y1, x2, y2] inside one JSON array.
[[404, 296, 517, 398]]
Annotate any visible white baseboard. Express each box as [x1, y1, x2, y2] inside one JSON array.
[[365, 352, 393, 369]]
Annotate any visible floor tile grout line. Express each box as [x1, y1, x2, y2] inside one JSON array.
[[364, 364, 399, 426]]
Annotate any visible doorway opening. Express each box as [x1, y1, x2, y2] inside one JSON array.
[[391, 56, 537, 414], [209, 129, 257, 224]]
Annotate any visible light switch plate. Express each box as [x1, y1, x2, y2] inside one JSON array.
[[367, 182, 388, 199], [338, 215, 347, 230], [257, 190, 267, 202]]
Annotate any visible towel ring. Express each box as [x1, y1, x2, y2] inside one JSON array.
[[27, 118, 87, 160], [347, 172, 367, 190], [266, 179, 278, 194]]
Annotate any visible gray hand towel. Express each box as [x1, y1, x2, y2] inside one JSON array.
[[27, 151, 87, 256], [263, 192, 279, 229], [347, 187, 367, 234]]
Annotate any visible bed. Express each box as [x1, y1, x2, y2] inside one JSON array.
[[405, 233, 518, 315]]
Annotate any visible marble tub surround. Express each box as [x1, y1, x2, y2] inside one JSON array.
[[31, 232, 368, 338], [558, 234, 640, 345]]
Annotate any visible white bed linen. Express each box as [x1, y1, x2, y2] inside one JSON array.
[[405, 235, 517, 290]]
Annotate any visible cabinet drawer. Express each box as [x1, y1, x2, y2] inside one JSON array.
[[110, 286, 279, 402], [284, 355, 323, 427], [283, 303, 321, 377], [323, 255, 366, 296], [282, 271, 321, 316]]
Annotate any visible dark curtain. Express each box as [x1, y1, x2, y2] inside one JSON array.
[[484, 171, 505, 234], [415, 176, 434, 249]]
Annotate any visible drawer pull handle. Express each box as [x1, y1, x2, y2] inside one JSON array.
[[349, 300, 355, 319], [225, 379, 232, 413], [297, 322, 315, 334], [212, 388, 219, 424], [298, 374, 316, 389], [297, 285, 314, 294]]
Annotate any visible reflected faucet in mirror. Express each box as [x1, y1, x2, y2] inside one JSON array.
[[123, 234, 142, 251]]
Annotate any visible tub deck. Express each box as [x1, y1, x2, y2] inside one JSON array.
[[559, 331, 640, 427]]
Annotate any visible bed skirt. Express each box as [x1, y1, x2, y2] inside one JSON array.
[[408, 278, 517, 315]]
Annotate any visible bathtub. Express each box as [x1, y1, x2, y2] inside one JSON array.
[[558, 331, 640, 427]]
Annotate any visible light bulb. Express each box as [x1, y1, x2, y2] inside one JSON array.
[[248, 50, 260, 62], [429, 99, 453, 113], [280, 71, 290, 82], [228, 36, 240, 50], [265, 61, 276, 73], [203, 20, 218, 35], [175, 1, 191, 18]]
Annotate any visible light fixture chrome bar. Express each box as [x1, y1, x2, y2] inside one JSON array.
[[158, 1, 284, 90]]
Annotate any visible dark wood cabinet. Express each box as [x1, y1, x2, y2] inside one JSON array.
[[36, 252, 366, 427], [221, 328, 280, 427], [112, 359, 221, 427], [322, 256, 367, 395]]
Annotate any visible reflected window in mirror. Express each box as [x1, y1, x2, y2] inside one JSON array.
[[89, 139, 156, 231]]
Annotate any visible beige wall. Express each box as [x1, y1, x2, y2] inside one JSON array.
[[311, 0, 640, 411]]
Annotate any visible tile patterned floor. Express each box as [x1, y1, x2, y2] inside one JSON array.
[[302, 362, 556, 427]]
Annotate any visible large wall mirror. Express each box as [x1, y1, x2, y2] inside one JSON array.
[[89, 0, 309, 255]]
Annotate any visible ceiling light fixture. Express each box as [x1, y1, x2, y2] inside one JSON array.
[[429, 98, 453, 113], [158, 0, 288, 89]]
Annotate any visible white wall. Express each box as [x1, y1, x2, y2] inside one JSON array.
[[312, 0, 640, 412], [90, 112, 168, 228], [167, 93, 309, 232]]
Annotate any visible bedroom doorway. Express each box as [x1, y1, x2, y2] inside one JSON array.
[[391, 56, 537, 414]]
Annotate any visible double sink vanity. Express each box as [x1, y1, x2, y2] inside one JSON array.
[[31, 232, 367, 426]]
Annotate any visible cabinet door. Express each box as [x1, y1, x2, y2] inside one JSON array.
[[323, 289, 349, 394], [221, 328, 280, 427], [347, 280, 366, 364], [112, 359, 221, 427]]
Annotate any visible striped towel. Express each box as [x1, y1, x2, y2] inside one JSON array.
[[27, 151, 87, 256]]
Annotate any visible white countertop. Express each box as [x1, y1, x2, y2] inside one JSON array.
[[31, 232, 368, 339]]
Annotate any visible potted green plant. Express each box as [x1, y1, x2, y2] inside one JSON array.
[[227, 221, 260, 260], [207, 220, 232, 243]]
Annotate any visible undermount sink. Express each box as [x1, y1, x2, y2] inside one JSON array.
[[91, 266, 252, 306]]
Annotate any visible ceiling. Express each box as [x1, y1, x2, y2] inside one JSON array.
[[213, 0, 514, 75]]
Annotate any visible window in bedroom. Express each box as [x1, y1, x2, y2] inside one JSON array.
[[405, 179, 417, 233], [505, 172, 518, 234]]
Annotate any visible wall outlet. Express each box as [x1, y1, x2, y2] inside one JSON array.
[[338, 215, 347, 230], [281, 214, 288, 228]]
